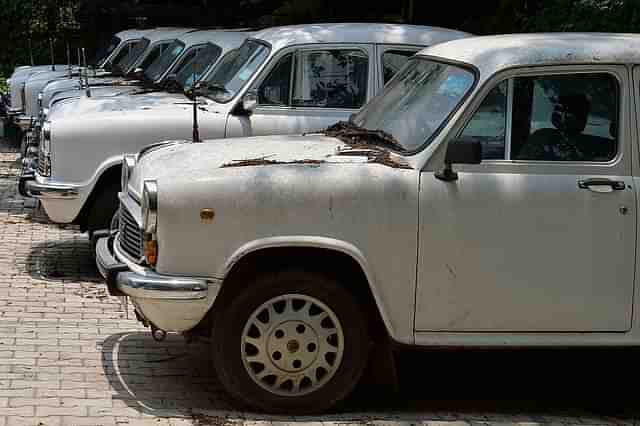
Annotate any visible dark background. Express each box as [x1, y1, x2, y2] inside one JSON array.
[[2, 0, 640, 78]]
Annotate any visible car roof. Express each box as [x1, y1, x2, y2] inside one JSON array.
[[114, 29, 152, 41], [417, 33, 640, 75], [251, 23, 471, 52], [177, 29, 254, 50], [142, 27, 196, 43]]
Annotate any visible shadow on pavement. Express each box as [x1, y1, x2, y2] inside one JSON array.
[[101, 331, 640, 423], [27, 238, 101, 281]]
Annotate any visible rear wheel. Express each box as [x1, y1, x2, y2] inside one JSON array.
[[211, 269, 370, 413]]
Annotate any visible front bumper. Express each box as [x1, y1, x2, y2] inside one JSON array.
[[24, 178, 79, 199], [95, 234, 219, 332]]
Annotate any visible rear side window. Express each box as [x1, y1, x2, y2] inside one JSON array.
[[292, 50, 368, 109], [382, 50, 416, 84], [512, 73, 618, 162]]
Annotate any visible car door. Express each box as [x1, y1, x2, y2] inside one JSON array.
[[415, 66, 636, 332], [225, 44, 374, 138]]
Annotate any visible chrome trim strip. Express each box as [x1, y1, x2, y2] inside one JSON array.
[[116, 271, 209, 300], [25, 180, 79, 199]]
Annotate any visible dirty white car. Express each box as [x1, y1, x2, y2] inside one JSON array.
[[4, 28, 151, 128], [97, 33, 635, 412], [22, 23, 470, 235]]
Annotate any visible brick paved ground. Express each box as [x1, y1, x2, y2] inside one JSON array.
[[0, 137, 638, 426]]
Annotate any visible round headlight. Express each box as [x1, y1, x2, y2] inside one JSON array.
[[42, 121, 51, 141], [43, 108, 49, 118], [121, 154, 137, 192], [141, 180, 158, 234]]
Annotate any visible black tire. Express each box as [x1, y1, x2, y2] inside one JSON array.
[[211, 269, 370, 414], [86, 181, 120, 234]]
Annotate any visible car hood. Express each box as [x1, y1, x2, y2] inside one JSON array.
[[128, 134, 411, 197], [49, 91, 193, 119]]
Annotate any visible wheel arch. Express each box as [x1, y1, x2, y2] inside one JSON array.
[[73, 159, 122, 231], [209, 237, 396, 343]]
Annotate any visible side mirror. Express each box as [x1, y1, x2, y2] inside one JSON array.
[[241, 91, 258, 115], [435, 139, 482, 182]]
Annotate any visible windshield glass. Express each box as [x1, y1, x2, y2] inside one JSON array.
[[116, 38, 150, 74], [174, 44, 222, 89], [352, 58, 475, 152], [203, 40, 269, 103], [143, 40, 185, 82], [91, 36, 121, 67]]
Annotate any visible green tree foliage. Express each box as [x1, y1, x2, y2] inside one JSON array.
[[2, 0, 640, 80]]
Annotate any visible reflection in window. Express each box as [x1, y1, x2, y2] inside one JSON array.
[[138, 41, 174, 71], [512, 73, 618, 162], [458, 81, 507, 160], [174, 44, 222, 89], [382, 50, 416, 84], [258, 53, 293, 106], [144, 41, 185, 82], [292, 50, 368, 109]]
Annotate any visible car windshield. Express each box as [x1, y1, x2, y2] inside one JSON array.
[[174, 44, 223, 89], [115, 38, 150, 75], [202, 40, 269, 103], [90, 36, 121, 67], [351, 58, 476, 152], [143, 40, 185, 82]]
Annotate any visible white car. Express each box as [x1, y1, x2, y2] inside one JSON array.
[[22, 23, 470, 236], [3, 28, 152, 128], [97, 32, 637, 412]]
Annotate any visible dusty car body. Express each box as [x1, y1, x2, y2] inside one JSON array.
[[20, 27, 194, 127], [18, 29, 247, 174], [20, 30, 255, 232], [4, 29, 151, 126], [22, 23, 471, 235], [96, 33, 640, 412]]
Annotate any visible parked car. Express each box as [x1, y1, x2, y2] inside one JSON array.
[[19, 29, 252, 174], [20, 23, 471, 237], [20, 27, 194, 128], [3, 28, 152, 127], [96, 33, 637, 412]]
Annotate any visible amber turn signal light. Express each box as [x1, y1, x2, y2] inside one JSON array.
[[144, 238, 158, 266]]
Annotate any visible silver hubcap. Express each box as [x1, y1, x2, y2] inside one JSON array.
[[241, 294, 344, 396]]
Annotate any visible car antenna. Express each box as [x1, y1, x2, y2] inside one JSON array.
[[49, 38, 56, 71], [82, 48, 91, 97], [77, 48, 83, 88], [67, 43, 72, 79], [28, 38, 34, 66], [191, 51, 201, 143]]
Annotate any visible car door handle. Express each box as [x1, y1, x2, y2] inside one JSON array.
[[578, 178, 626, 191]]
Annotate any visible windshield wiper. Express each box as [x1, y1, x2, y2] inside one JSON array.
[[324, 121, 407, 153]]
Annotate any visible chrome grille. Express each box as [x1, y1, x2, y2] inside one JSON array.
[[119, 202, 144, 261], [37, 149, 47, 175]]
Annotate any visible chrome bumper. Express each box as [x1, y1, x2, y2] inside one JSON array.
[[95, 233, 217, 332], [96, 234, 209, 300], [24, 179, 79, 199]]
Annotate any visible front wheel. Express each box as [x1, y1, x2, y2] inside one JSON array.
[[211, 270, 370, 413]]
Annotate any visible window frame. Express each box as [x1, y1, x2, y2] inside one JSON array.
[[376, 44, 423, 88], [249, 43, 373, 112], [451, 66, 625, 166]]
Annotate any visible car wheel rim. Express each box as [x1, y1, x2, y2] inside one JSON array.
[[241, 293, 344, 397]]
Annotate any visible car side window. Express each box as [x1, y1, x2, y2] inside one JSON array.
[[382, 50, 416, 84], [258, 53, 293, 106], [292, 50, 369, 109], [139, 42, 173, 70], [110, 40, 140, 67], [457, 81, 508, 160], [511, 73, 618, 162]]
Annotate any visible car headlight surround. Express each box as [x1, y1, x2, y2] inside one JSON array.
[[141, 179, 158, 266], [121, 154, 137, 192], [42, 121, 51, 152], [142, 180, 158, 234]]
